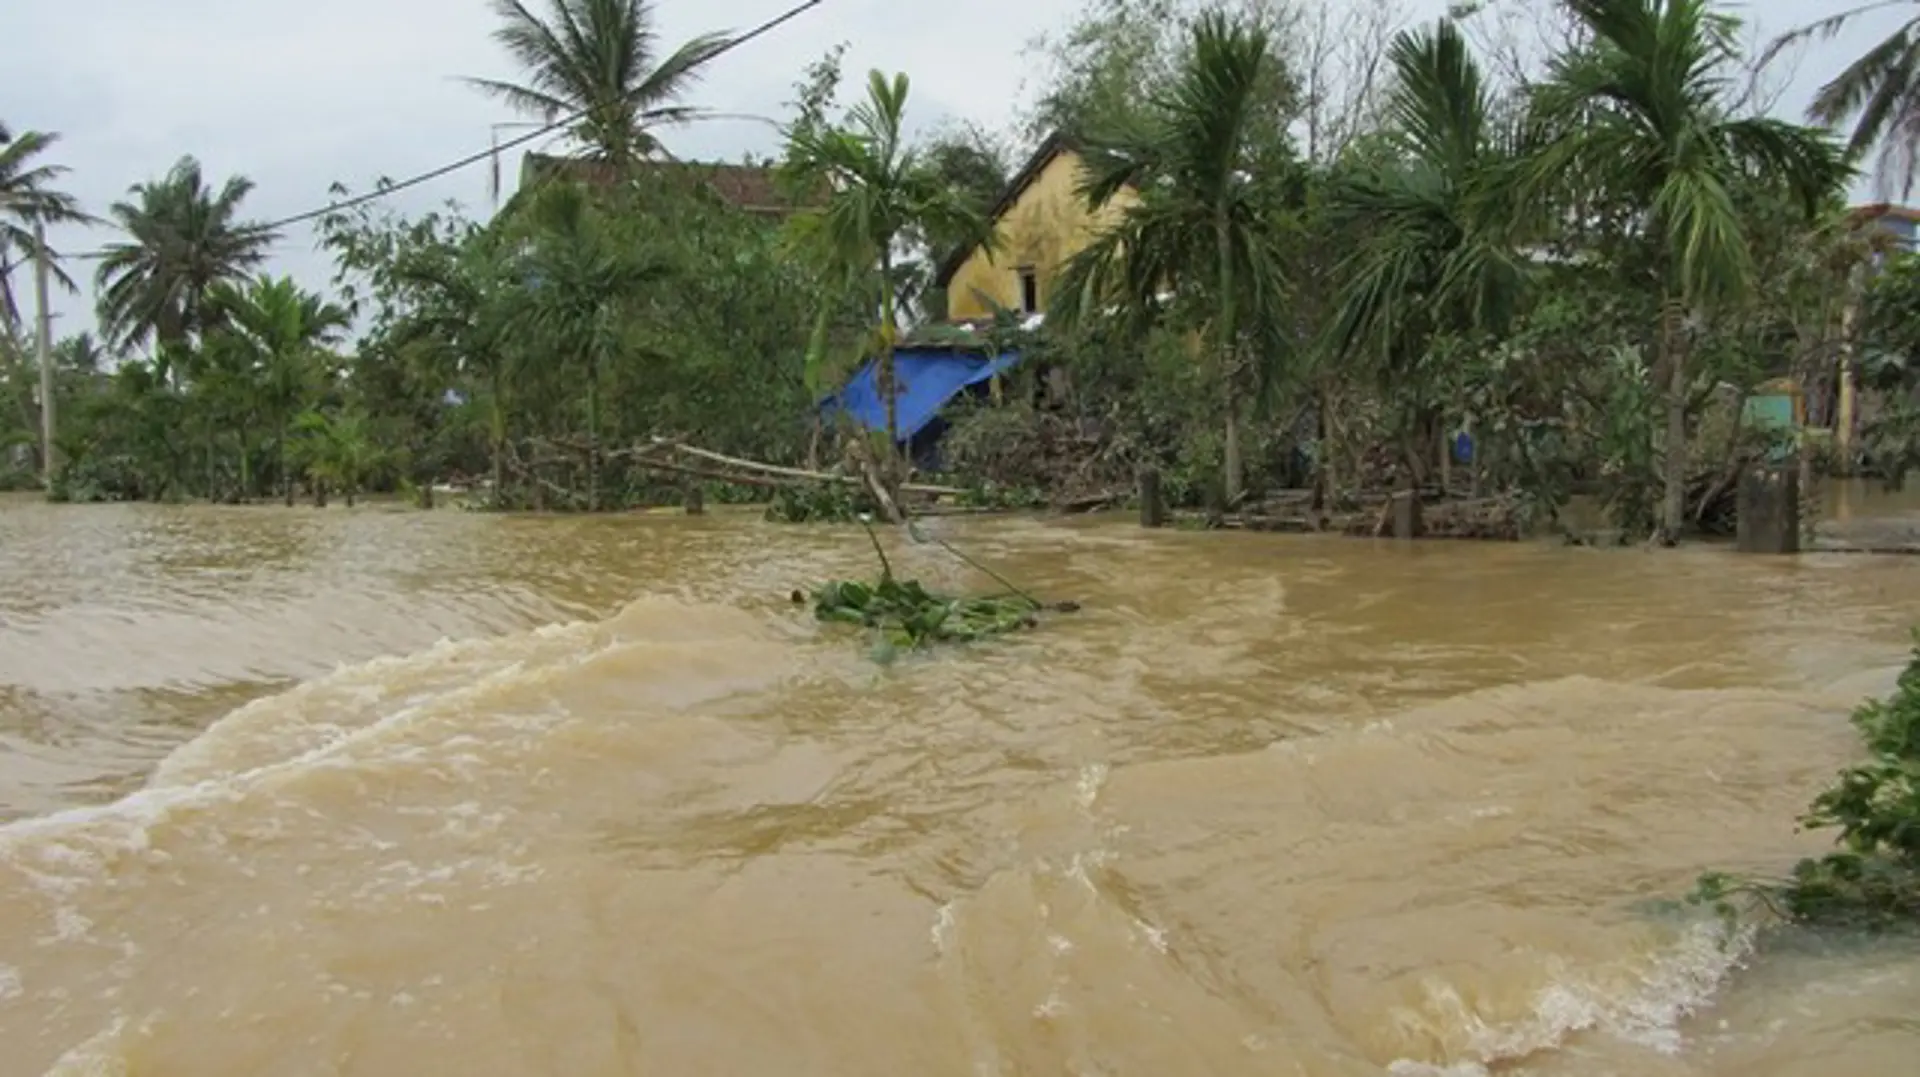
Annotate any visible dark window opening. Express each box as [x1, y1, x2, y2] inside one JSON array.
[[1018, 267, 1039, 314]]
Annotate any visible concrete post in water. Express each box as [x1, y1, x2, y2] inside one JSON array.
[[684, 480, 705, 516], [1138, 467, 1165, 528], [1736, 464, 1800, 554], [1202, 472, 1227, 528], [1390, 490, 1422, 540]]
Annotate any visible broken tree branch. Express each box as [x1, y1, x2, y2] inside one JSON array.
[[649, 437, 965, 497]]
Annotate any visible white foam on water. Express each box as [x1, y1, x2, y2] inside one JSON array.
[[42, 1014, 144, 1076], [1385, 917, 1756, 1075], [0, 597, 786, 962], [1075, 762, 1109, 811], [931, 901, 958, 954]]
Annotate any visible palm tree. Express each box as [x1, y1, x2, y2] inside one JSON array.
[[782, 70, 992, 494], [390, 236, 521, 499], [95, 156, 279, 366], [1327, 19, 1526, 520], [1767, 2, 1920, 197], [1528, 0, 1849, 543], [207, 275, 351, 503], [511, 182, 674, 511], [468, 0, 730, 168], [293, 407, 383, 507], [0, 127, 90, 330], [1050, 11, 1296, 502]]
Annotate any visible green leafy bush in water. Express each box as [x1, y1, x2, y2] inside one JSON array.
[[1693, 632, 1920, 930], [954, 481, 1048, 511], [764, 483, 875, 523], [795, 517, 1074, 660], [803, 576, 1040, 650]]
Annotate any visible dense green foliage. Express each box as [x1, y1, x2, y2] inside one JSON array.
[[1694, 634, 1920, 930], [1, 0, 1909, 538], [764, 483, 875, 523]]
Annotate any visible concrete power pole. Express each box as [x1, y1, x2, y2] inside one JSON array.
[[32, 218, 54, 484]]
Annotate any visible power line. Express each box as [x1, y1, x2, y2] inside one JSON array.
[[54, 0, 827, 263]]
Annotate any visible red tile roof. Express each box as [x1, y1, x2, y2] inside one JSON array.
[[519, 152, 822, 216]]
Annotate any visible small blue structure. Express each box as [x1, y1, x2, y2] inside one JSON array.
[[821, 347, 1022, 465]]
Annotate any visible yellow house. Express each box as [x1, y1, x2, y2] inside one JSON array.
[[932, 133, 1139, 323]]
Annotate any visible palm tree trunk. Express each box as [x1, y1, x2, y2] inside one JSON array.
[[489, 371, 506, 506], [1224, 395, 1244, 504], [1310, 385, 1329, 514], [238, 434, 252, 502], [281, 428, 295, 507], [878, 248, 901, 493], [1215, 202, 1243, 503], [1658, 303, 1687, 545], [585, 357, 600, 513]]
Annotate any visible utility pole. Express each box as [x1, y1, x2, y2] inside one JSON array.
[[32, 218, 54, 484]]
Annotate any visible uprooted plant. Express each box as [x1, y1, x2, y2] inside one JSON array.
[[1691, 630, 1920, 933], [794, 516, 1073, 657]]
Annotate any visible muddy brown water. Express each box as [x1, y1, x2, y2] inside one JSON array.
[[1, 492, 1918, 1076]]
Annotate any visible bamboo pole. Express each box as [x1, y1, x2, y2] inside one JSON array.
[[646, 437, 965, 496]]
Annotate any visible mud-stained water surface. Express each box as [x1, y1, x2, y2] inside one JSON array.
[[2, 494, 1918, 1076]]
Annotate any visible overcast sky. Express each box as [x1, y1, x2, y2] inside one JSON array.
[[1, 0, 1908, 343]]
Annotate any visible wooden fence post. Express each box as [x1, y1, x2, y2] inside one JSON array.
[[1139, 467, 1166, 528]]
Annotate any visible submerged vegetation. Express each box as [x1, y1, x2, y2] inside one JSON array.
[[764, 483, 875, 523], [1693, 633, 1920, 931], [805, 577, 1041, 650], [797, 518, 1064, 659], [2, 0, 1917, 539]]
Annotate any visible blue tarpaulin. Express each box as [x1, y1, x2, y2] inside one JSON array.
[[822, 348, 1022, 443]]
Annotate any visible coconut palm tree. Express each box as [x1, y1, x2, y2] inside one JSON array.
[[468, 0, 730, 168], [781, 70, 992, 493], [1528, 0, 1850, 543], [206, 275, 351, 502], [1326, 18, 1527, 520], [0, 127, 90, 330], [1767, 2, 1920, 197], [94, 156, 279, 365], [1049, 10, 1297, 502]]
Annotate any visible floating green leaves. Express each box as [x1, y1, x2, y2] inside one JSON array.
[[795, 512, 1076, 660], [802, 575, 1041, 653]]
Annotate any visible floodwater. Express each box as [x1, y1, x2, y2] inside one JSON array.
[[1, 492, 1917, 1076]]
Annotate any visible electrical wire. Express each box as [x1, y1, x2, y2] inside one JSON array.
[[53, 0, 827, 261]]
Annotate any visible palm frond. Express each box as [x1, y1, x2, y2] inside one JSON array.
[[472, 0, 727, 164], [1384, 19, 1489, 174], [1808, 21, 1920, 140], [1760, 1, 1915, 70], [465, 77, 577, 123], [1718, 116, 1853, 214], [631, 31, 732, 108]]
